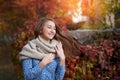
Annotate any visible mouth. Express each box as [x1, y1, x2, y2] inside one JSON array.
[[48, 33, 55, 37]]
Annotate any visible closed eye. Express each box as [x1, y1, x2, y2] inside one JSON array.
[[47, 25, 51, 28], [48, 25, 56, 30]]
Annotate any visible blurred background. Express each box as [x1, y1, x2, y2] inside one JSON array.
[[0, 0, 120, 80]]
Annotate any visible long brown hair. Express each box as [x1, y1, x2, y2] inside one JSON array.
[[34, 17, 81, 58]]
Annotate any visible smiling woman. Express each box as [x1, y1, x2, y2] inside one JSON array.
[[19, 17, 65, 80], [19, 17, 81, 80], [35, 19, 56, 42]]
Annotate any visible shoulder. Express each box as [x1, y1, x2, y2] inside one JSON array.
[[23, 39, 36, 47], [24, 38, 37, 49], [28, 38, 37, 45], [52, 39, 61, 45], [21, 58, 32, 62]]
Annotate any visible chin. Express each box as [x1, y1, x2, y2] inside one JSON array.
[[49, 38, 54, 39], [49, 37, 54, 39]]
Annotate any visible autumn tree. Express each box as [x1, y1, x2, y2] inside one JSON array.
[[81, 0, 120, 29], [13, 0, 80, 27]]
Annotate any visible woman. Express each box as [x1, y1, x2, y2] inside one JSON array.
[[19, 17, 80, 80]]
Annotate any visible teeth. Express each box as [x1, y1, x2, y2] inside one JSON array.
[[49, 34, 54, 36], [48, 33, 55, 37], [49, 35, 53, 37]]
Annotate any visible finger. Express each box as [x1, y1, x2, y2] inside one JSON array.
[[50, 54, 54, 59], [49, 53, 54, 58], [59, 42, 63, 48], [54, 46, 58, 50], [46, 54, 53, 59], [50, 60, 54, 62]]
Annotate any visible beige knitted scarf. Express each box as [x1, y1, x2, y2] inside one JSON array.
[[19, 36, 59, 60]]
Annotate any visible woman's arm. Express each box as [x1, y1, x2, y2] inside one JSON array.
[[55, 58, 66, 80], [22, 53, 54, 80], [55, 42, 66, 80], [22, 58, 42, 80], [39, 53, 55, 68], [55, 42, 65, 65]]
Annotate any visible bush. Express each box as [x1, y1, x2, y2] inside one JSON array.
[[11, 21, 120, 80]]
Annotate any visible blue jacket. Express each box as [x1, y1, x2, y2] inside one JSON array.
[[21, 57, 65, 80]]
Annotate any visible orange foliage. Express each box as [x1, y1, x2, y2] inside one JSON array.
[[13, 0, 80, 27]]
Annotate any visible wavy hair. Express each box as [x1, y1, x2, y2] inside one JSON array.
[[34, 17, 81, 58]]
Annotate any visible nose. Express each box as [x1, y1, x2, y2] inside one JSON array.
[[51, 29, 56, 33]]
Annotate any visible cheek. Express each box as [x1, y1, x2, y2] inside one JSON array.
[[43, 28, 48, 33], [54, 31, 56, 34]]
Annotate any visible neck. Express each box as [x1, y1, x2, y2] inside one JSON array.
[[39, 35, 50, 44]]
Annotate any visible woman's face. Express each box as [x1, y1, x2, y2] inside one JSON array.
[[40, 20, 56, 41]]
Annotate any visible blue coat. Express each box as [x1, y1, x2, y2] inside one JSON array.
[[21, 57, 65, 80]]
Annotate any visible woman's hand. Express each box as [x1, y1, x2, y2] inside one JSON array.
[[40, 53, 54, 68], [55, 42, 65, 65]]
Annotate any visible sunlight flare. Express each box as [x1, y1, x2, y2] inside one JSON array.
[[72, 0, 88, 23]]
